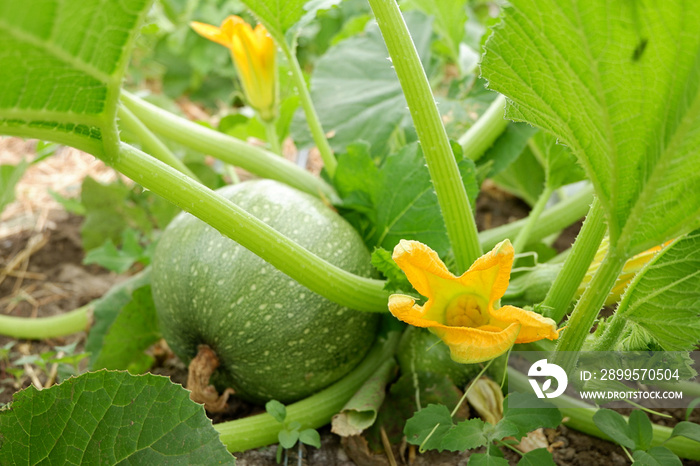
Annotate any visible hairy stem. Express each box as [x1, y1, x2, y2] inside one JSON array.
[[117, 105, 199, 180], [278, 41, 337, 177], [553, 246, 627, 370], [120, 91, 338, 203], [544, 197, 606, 323], [368, 0, 481, 272], [113, 142, 389, 312], [512, 185, 554, 254]]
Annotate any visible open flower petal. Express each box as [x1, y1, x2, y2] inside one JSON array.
[[388, 239, 561, 364], [489, 305, 559, 343], [432, 323, 521, 364]]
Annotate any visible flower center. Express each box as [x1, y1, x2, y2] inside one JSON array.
[[444, 294, 489, 327]]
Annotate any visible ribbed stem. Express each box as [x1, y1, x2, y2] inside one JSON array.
[[512, 186, 554, 254], [544, 197, 606, 322], [113, 142, 389, 312], [278, 41, 337, 177], [367, 0, 481, 272], [553, 246, 627, 371], [214, 328, 401, 452], [120, 91, 338, 203], [116, 105, 199, 180]]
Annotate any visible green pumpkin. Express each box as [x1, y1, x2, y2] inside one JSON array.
[[152, 180, 379, 404]]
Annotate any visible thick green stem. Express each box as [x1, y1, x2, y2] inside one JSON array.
[[0, 306, 90, 339], [512, 185, 554, 254], [214, 328, 401, 452], [544, 197, 606, 322], [113, 142, 389, 312], [263, 118, 282, 155], [479, 185, 594, 251], [508, 369, 700, 460], [368, 0, 481, 272], [553, 246, 627, 371], [116, 105, 199, 180], [458, 94, 508, 161], [278, 41, 337, 177], [120, 91, 338, 203]]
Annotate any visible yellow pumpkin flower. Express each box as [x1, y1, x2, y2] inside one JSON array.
[[191, 16, 277, 121], [388, 239, 560, 364]]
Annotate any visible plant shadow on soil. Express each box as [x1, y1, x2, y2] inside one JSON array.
[[1, 190, 698, 466]]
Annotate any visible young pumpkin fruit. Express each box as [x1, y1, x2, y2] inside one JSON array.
[[152, 180, 380, 404]]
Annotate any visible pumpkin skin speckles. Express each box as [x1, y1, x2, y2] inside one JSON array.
[[153, 180, 379, 404]]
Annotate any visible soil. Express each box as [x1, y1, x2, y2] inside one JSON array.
[[0, 140, 697, 466]]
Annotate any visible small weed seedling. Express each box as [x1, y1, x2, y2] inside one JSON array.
[[266, 399, 322, 465]]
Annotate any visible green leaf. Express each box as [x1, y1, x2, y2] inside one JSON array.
[[0, 370, 234, 464], [292, 12, 433, 156], [501, 393, 562, 440], [83, 238, 141, 274], [492, 144, 545, 207], [240, 0, 339, 42], [0, 159, 29, 214], [334, 142, 379, 213], [299, 428, 321, 448], [479, 123, 538, 177], [439, 418, 488, 452], [592, 409, 635, 449], [80, 177, 136, 251], [0, 0, 151, 157], [266, 399, 287, 424], [370, 248, 412, 292], [518, 448, 557, 466], [482, 0, 700, 256], [629, 410, 653, 451], [371, 143, 477, 256], [670, 421, 700, 444], [468, 453, 510, 466], [632, 447, 682, 466], [528, 132, 585, 190], [86, 268, 152, 368], [92, 285, 160, 374], [278, 428, 299, 449], [48, 189, 86, 215], [404, 404, 455, 451], [614, 230, 700, 351], [402, 0, 467, 63]]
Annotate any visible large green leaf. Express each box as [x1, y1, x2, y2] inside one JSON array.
[[0, 371, 234, 464], [402, 0, 467, 63], [0, 0, 152, 157], [481, 0, 700, 256], [613, 230, 700, 351], [92, 285, 161, 374], [292, 12, 433, 156], [334, 142, 478, 256]]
